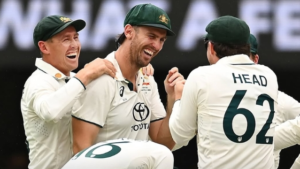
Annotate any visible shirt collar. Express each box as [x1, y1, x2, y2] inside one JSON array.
[[35, 58, 73, 80], [216, 54, 254, 65]]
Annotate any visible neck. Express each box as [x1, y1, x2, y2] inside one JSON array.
[[115, 43, 140, 83]]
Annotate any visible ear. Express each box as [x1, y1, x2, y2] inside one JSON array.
[[38, 41, 50, 55], [209, 42, 215, 55], [254, 54, 259, 64], [124, 24, 134, 40]]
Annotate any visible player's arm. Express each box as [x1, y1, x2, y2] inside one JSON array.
[[149, 67, 184, 149], [72, 75, 115, 154], [31, 58, 116, 123], [29, 77, 85, 123], [169, 70, 202, 149], [72, 117, 100, 154], [274, 115, 300, 151], [277, 91, 300, 123]]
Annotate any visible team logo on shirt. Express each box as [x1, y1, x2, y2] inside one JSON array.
[[132, 102, 149, 122], [119, 86, 125, 97]]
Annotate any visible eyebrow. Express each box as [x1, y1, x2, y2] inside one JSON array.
[[61, 32, 79, 39], [149, 32, 167, 41]]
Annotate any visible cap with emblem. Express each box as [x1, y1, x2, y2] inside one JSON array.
[[249, 34, 258, 54], [115, 4, 174, 48], [124, 3, 174, 36], [205, 15, 250, 45], [33, 15, 86, 48]]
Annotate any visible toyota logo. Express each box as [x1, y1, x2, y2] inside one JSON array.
[[132, 103, 149, 122]]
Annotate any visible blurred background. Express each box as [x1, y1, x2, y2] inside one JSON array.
[[0, 0, 299, 168]]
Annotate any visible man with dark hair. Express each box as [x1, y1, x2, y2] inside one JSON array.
[[21, 15, 117, 169], [249, 33, 300, 169], [169, 16, 278, 168], [72, 3, 183, 155]]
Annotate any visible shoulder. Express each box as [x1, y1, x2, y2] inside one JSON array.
[[278, 91, 298, 104], [187, 65, 211, 80], [86, 74, 117, 92], [256, 64, 277, 77], [24, 69, 57, 88]]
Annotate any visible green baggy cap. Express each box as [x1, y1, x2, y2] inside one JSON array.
[[249, 34, 258, 54], [124, 4, 175, 36], [33, 15, 86, 47], [205, 15, 250, 44]]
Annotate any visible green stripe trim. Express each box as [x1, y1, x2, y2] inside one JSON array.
[[37, 68, 46, 73], [231, 63, 255, 65], [72, 115, 103, 128], [73, 77, 86, 90], [150, 117, 165, 123]]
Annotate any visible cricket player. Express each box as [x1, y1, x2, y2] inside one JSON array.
[[248, 33, 300, 169], [20, 15, 118, 169], [62, 139, 174, 169], [169, 16, 278, 169], [72, 3, 183, 155]]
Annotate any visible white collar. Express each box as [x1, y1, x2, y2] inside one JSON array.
[[216, 54, 255, 65], [35, 58, 74, 80]]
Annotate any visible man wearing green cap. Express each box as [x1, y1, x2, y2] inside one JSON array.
[[169, 16, 278, 168], [72, 3, 183, 155], [21, 15, 118, 169], [248, 34, 300, 169]]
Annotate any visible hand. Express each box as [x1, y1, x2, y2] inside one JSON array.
[[141, 64, 154, 76], [76, 58, 117, 86], [174, 80, 186, 100], [164, 67, 184, 97], [85, 58, 116, 78]]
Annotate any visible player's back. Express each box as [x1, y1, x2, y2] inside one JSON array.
[[193, 55, 278, 168], [62, 139, 173, 169]]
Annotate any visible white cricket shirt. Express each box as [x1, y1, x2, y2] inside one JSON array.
[[72, 51, 166, 142], [170, 54, 278, 169], [62, 139, 173, 169], [21, 58, 85, 169], [273, 91, 300, 168]]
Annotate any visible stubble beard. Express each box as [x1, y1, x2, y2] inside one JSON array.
[[129, 37, 149, 68]]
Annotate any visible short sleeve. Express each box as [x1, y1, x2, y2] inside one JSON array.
[[72, 75, 115, 127]]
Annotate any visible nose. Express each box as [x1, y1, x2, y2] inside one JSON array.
[[70, 39, 78, 48], [151, 39, 163, 52]]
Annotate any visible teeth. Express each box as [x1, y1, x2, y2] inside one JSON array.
[[67, 53, 77, 57], [144, 49, 153, 56], [67, 53, 77, 59]]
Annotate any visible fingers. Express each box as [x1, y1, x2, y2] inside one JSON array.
[[147, 64, 154, 76], [167, 67, 184, 86], [142, 64, 154, 76], [169, 67, 178, 74], [105, 68, 116, 78], [103, 60, 117, 74]]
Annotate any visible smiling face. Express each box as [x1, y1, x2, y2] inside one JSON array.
[[129, 26, 167, 67], [40, 26, 81, 76]]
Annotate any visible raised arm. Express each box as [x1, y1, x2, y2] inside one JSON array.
[[149, 67, 184, 150]]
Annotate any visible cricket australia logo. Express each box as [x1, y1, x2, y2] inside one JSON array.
[[132, 103, 149, 122]]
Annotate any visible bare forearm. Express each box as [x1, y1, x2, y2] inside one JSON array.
[[156, 95, 176, 150]]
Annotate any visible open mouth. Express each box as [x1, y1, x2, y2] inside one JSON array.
[[144, 49, 153, 57], [67, 53, 77, 59]]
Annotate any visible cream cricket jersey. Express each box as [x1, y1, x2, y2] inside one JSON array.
[[72, 51, 166, 142], [21, 58, 85, 169], [62, 139, 173, 169], [170, 54, 278, 169], [273, 91, 300, 168]]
